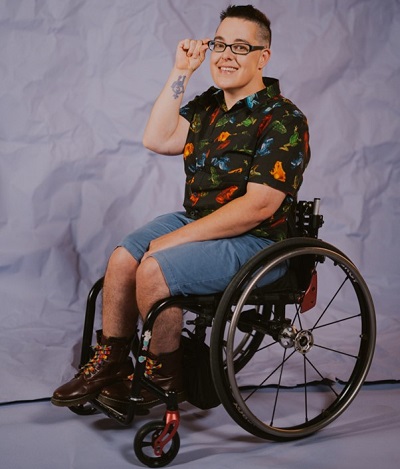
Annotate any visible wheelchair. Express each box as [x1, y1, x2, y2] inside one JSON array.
[[70, 199, 376, 467]]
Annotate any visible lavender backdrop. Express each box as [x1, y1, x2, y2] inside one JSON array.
[[1, 0, 399, 402]]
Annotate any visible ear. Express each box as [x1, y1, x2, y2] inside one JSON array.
[[258, 48, 271, 70]]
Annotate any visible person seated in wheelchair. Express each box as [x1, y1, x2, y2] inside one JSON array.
[[52, 4, 310, 412]]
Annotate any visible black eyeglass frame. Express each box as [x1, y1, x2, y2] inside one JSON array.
[[208, 40, 266, 55]]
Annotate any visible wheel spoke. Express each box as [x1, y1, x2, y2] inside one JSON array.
[[303, 355, 340, 397], [303, 355, 309, 423], [313, 342, 360, 360], [313, 313, 361, 329], [311, 277, 349, 331], [270, 348, 288, 426]]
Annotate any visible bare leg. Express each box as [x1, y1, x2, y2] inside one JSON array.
[[136, 257, 182, 356], [102, 247, 139, 338], [52, 247, 183, 407], [94, 254, 185, 411], [51, 247, 138, 406]]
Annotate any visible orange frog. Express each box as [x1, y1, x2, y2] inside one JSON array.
[[183, 143, 194, 159], [270, 161, 286, 182]]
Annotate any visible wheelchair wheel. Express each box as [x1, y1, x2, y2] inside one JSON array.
[[134, 420, 180, 467], [182, 306, 267, 374], [210, 238, 376, 441], [221, 305, 268, 373]]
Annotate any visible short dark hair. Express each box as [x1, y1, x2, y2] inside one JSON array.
[[220, 4, 272, 47]]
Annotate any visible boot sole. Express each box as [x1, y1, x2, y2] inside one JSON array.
[[50, 393, 99, 407]]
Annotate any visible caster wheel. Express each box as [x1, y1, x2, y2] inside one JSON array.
[[134, 420, 180, 468], [69, 403, 98, 415]]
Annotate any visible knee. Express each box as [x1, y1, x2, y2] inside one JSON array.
[[136, 257, 165, 289], [136, 257, 171, 313], [106, 247, 138, 277]]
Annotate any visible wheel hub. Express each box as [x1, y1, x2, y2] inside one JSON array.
[[278, 325, 314, 354], [294, 330, 314, 354], [278, 325, 298, 348]]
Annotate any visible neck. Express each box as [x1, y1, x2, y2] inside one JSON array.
[[223, 78, 266, 110]]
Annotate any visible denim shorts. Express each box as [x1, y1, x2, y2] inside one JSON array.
[[120, 211, 283, 296]]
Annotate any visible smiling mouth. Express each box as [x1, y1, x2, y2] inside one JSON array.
[[219, 66, 237, 73]]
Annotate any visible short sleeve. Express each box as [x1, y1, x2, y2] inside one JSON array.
[[179, 98, 196, 123], [249, 105, 310, 196], [179, 86, 220, 123]]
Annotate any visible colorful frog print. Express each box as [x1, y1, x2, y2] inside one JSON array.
[[270, 161, 286, 182], [180, 78, 310, 241]]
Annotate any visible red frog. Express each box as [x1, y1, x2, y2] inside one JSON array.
[[216, 185, 239, 204]]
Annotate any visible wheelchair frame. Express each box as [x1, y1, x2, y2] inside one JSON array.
[[71, 199, 376, 467]]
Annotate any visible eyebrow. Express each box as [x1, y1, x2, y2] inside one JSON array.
[[214, 35, 251, 44]]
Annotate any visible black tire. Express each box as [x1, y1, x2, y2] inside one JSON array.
[[210, 238, 376, 440], [133, 420, 180, 467]]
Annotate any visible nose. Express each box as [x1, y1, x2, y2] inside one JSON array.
[[220, 45, 235, 60]]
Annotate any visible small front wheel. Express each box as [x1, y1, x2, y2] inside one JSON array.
[[133, 420, 180, 468]]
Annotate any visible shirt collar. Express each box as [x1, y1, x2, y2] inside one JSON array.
[[213, 77, 281, 112]]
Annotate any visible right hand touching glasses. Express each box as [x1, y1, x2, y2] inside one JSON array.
[[175, 38, 211, 72]]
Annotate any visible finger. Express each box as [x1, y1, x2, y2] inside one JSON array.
[[179, 39, 190, 52], [187, 39, 201, 57], [197, 38, 211, 57], [200, 38, 211, 56], [201, 37, 212, 48]]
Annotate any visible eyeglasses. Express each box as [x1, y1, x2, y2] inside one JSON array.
[[208, 40, 266, 55]]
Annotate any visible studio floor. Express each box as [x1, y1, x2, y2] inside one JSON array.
[[1, 382, 399, 469]]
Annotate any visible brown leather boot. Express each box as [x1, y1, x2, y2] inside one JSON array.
[[51, 333, 134, 407], [97, 347, 185, 412]]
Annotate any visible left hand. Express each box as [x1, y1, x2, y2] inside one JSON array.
[[142, 231, 187, 262]]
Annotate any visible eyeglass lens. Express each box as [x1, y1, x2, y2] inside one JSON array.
[[209, 41, 251, 55]]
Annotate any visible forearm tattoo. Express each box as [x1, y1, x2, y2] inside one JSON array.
[[171, 75, 186, 99]]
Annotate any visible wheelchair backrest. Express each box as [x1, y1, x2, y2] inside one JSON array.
[[289, 198, 324, 239], [288, 199, 324, 292]]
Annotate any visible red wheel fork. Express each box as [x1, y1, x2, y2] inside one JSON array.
[[153, 410, 180, 457]]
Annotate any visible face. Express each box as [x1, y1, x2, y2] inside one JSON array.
[[210, 17, 271, 101]]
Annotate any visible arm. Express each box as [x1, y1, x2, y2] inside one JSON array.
[[142, 38, 210, 155], [142, 182, 286, 260]]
